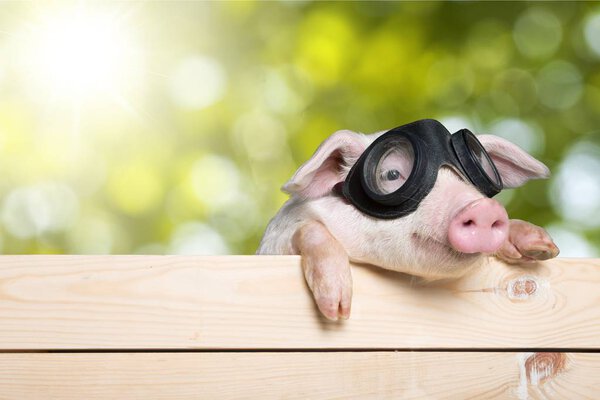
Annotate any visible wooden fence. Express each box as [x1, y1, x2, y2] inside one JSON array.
[[0, 255, 598, 399]]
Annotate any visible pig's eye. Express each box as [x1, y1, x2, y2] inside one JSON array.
[[370, 137, 414, 195], [382, 169, 401, 181]]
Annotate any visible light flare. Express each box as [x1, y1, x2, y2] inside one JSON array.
[[20, 7, 142, 101]]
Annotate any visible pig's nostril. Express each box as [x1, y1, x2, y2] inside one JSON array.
[[492, 220, 504, 229], [463, 220, 474, 227]]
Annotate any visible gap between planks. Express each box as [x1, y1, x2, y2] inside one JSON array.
[[1, 348, 600, 354]]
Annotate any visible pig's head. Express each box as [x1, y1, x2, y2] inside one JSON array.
[[282, 127, 550, 279]]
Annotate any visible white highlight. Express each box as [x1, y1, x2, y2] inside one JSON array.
[[516, 353, 532, 400], [169, 222, 230, 255], [546, 224, 598, 258], [488, 118, 544, 155], [169, 55, 227, 109], [1, 182, 79, 239], [513, 8, 562, 59], [264, 71, 300, 113], [537, 61, 583, 110], [234, 111, 288, 161], [439, 115, 476, 133], [191, 154, 242, 212], [584, 13, 600, 58], [550, 142, 600, 229], [20, 8, 140, 99]]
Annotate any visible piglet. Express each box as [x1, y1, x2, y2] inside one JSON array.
[[257, 121, 559, 320]]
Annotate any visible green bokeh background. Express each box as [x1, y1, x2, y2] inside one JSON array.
[[0, 1, 599, 256]]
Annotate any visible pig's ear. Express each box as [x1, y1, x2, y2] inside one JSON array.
[[477, 134, 550, 188], [282, 130, 367, 199]]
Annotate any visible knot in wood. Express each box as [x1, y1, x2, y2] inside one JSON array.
[[525, 352, 567, 385], [507, 275, 538, 300]]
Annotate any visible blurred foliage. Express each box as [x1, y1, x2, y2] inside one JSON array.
[[0, 1, 598, 256]]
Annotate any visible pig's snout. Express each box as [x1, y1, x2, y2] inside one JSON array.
[[448, 198, 509, 254]]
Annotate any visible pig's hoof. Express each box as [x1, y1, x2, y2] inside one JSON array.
[[496, 219, 559, 264], [313, 283, 352, 321], [521, 246, 559, 261]]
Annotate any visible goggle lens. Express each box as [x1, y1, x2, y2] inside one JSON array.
[[465, 133, 502, 187], [367, 138, 414, 195]]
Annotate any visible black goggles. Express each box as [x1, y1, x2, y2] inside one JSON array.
[[342, 119, 503, 219]]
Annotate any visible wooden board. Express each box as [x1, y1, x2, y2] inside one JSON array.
[[0, 256, 599, 350], [0, 352, 598, 399]]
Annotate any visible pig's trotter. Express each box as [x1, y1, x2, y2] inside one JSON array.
[[495, 219, 560, 264], [292, 221, 352, 321]]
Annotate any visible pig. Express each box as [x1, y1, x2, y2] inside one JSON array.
[[257, 124, 559, 320]]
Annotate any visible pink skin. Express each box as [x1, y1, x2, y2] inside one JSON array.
[[448, 198, 509, 254], [293, 221, 352, 320], [258, 130, 560, 321]]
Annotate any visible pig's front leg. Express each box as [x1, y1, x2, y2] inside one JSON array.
[[292, 220, 352, 321], [495, 219, 559, 264]]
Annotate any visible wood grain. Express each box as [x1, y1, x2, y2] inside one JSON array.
[[0, 352, 598, 399], [0, 256, 599, 350]]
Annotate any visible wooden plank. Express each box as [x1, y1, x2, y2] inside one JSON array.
[[0, 352, 598, 399], [0, 256, 599, 350]]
